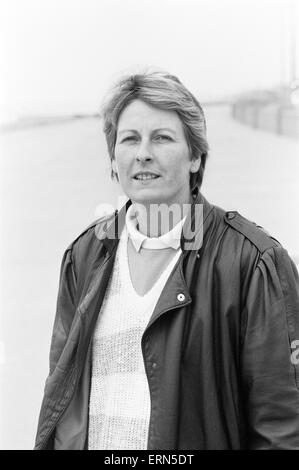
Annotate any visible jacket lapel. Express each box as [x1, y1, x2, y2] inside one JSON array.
[[145, 257, 192, 330], [141, 190, 216, 330], [81, 190, 216, 336]]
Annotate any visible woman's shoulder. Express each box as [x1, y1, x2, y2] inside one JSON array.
[[59, 210, 118, 281], [220, 209, 281, 254], [198, 193, 281, 256], [209, 204, 284, 275], [65, 210, 118, 254], [210, 206, 298, 291]]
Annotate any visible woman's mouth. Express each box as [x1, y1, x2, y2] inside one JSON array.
[[133, 172, 160, 181]]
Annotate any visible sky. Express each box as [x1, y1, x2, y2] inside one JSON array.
[[0, 0, 298, 123]]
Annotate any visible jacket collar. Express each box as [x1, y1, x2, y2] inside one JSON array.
[[180, 187, 215, 253], [126, 203, 186, 252], [86, 189, 216, 356], [102, 187, 215, 255]]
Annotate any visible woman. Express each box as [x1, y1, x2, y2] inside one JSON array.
[[35, 70, 299, 450]]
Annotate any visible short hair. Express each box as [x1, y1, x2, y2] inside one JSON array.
[[100, 69, 209, 190]]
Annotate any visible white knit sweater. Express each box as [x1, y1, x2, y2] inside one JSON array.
[[88, 226, 181, 450]]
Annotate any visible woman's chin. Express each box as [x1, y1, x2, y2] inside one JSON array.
[[129, 189, 168, 205]]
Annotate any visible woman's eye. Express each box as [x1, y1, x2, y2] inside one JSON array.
[[122, 136, 138, 142], [121, 135, 171, 143], [155, 135, 171, 141]]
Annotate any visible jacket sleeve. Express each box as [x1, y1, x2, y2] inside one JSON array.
[[241, 245, 299, 449], [34, 246, 78, 449], [49, 247, 77, 375]]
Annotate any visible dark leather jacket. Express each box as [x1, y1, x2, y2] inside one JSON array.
[[34, 191, 299, 449]]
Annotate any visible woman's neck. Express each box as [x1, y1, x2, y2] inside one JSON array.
[[132, 195, 193, 238]]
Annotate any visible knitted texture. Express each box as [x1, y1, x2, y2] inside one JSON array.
[[88, 226, 181, 450]]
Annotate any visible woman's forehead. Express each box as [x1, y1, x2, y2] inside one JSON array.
[[117, 99, 184, 134]]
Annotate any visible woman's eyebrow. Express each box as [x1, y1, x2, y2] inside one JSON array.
[[153, 128, 176, 135], [118, 127, 176, 135], [118, 129, 138, 135]]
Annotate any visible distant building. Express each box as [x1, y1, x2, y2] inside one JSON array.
[[231, 83, 299, 139]]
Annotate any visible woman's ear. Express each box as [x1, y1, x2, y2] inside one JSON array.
[[111, 159, 118, 175], [190, 156, 201, 174]]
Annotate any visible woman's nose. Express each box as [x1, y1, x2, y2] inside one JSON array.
[[136, 154, 152, 163], [136, 139, 152, 163]]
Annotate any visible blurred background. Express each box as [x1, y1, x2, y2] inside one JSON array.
[[0, 0, 298, 450]]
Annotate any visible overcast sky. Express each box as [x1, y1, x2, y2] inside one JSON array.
[[0, 0, 298, 122]]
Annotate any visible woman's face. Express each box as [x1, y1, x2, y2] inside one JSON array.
[[114, 99, 200, 207]]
